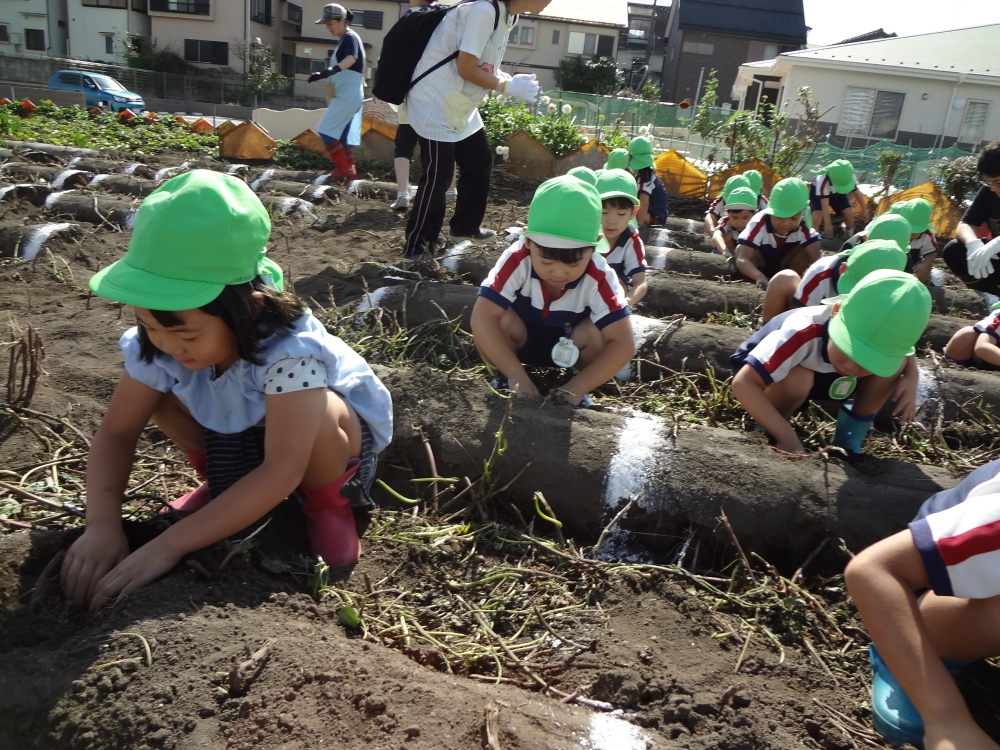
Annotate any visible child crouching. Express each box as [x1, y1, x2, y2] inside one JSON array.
[[62, 170, 393, 611], [471, 175, 635, 407]]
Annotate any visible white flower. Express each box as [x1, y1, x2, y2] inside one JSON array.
[[561, 104, 572, 116], [547, 102, 558, 114], [639, 125, 650, 135], [496, 145, 505, 155], [540, 95, 551, 106], [496, 145, 510, 160]]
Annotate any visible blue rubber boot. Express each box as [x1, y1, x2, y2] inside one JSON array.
[[869, 644, 977, 748], [832, 406, 876, 453]]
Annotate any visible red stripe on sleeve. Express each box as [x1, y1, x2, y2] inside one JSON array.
[[987, 313, 1000, 332], [489, 242, 530, 294], [797, 268, 834, 305], [745, 216, 766, 243], [631, 232, 645, 268], [762, 323, 823, 374], [927, 231, 940, 250], [937, 518, 1000, 566], [586, 262, 624, 312]]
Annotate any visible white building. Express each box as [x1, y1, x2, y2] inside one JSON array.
[[0, 0, 69, 57], [65, 0, 152, 64], [732, 24, 1000, 149]]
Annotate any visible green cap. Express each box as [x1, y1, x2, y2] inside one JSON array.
[[764, 178, 809, 218], [567, 166, 598, 187], [604, 148, 629, 171], [824, 159, 857, 194], [889, 198, 935, 235], [89, 170, 273, 310], [723, 186, 757, 211], [525, 175, 602, 249], [865, 213, 912, 253], [628, 136, 655, 170], [829, 269, 931, 378], [836, 239, 908, 295], [597, 168, 639, 206], [744, 169, 763, 195]]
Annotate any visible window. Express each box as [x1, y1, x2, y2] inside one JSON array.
[[519, 26, 534, 45], [959, 100, 991, 146], [250, 0, 272, 24], [567, 31, 596, 55], [552, 29, 560, 44], [184, 39, 229, 65], [25, 29, 45, 51], [351, 10, 383, 30], [287, 4, 302, 23], [0, 26, 8, 44], [150, 0, 210, 15], [132, 0, 149, 11], [682, 41, 714, 55], [104, 35, 114, 54], [282, 53, 293, 77], [83, 0, 128, 6], [596, 34, 613, 57], [838, 86, 905, 140], [627, 17, 652, 49], [295, 57, 328, 75], [508, 27, 518, 43]]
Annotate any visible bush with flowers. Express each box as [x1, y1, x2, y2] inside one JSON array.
[[480, 94, 586, 160], [929, 155, 981, 204]]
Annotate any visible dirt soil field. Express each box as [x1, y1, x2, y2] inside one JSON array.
[[2, 145, 1000, 750]]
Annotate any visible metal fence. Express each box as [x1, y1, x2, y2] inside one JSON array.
[[0, 52, 327, 110]]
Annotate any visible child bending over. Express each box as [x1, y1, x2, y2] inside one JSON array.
[[471, 175, 635, 407], [731, 270, 929, 454], [712, 186, 757, 259], [627, 136, 669, 226], [62, 171, 393, 611], [810, 159, 870, 238], [597, 168, 647, 306], [846, 460, 1000, 749]]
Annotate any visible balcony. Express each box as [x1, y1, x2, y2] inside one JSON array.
[[149, 0, 210, 15]]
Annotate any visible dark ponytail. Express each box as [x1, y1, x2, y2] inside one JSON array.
[[345, 8, 354, 23]]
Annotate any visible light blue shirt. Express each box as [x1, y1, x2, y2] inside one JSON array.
[[120, 314, 393, 452]]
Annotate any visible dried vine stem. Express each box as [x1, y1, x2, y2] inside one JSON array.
[[5, 322, 45, 407]]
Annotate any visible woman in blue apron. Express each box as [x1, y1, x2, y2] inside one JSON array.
[[310, 4, 365, 182]]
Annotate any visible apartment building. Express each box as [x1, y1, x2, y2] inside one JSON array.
[[0, 0, 69, 57], [146, 0, 300, 76], [615, 0, 670, 96], [64, 0, 152, 64]]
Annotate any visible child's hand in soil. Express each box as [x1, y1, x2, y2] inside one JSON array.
[[774, 436, 807, 455], [510, 377, 540, 399], [891, 371, 918, 423], [925, 717, 1000, 750], [62, 524, 130, 609], [87, 537, 182, 612]]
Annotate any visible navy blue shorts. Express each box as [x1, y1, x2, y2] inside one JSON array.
[[758, 244, 806, 279], [518, 325, 565, 367], [809, 187, 852, 213]]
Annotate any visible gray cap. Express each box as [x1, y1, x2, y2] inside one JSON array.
[[315, 3, 347, 23]]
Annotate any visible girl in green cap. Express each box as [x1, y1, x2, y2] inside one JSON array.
[[888, 198, 940, 283], [704, 173, 768, 236], [628, 136, 669, 226], [810, 159, 870, 239], [61, 170, 394, 611]]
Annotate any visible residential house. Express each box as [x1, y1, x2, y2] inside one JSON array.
[[503, 0, 628, 92], [732, 24, 1000, 149], [0, 0, 69, 57], [65, 0, 152, 64], [147, 0, 299, 76], [661, 0, 806, 106], [615, 0, 671, 96]]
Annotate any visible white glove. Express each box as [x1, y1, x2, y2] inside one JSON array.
[[505, 73, 539, 105], [966, 237, 1000, 279]]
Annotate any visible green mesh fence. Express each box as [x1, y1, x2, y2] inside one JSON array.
[[800, 143, 975, 191]]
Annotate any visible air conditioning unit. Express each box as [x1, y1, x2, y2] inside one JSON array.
[[10, 32, 22, 45]]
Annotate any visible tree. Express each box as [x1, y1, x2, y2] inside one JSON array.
[[640, 80, 661, 102], [121, 38, 195, 74], [553, 56, 624, 94], [232, 41, 288, 100]]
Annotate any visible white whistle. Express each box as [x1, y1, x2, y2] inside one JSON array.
[[551, 337, 580, 368]]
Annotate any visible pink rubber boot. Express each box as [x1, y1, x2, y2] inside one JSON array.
[[160, 449, 211, 515], [300, 459, 362, 567]]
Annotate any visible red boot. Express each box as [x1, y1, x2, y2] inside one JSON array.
[[336, 152, 357, 183], [300, 459, 362, 567], [160, 449, 212, 516]]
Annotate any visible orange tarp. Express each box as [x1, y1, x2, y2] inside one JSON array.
[[707, 158, 782, 198], [875, 182, 964, 239], [654, 150, 708, 198]]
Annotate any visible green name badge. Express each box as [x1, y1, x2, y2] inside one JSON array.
[[829, 375, 857, 400]]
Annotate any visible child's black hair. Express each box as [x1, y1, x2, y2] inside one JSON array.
[[635, 167, 654, 184], [978, 140, 1000, 178], [533, 241, 593, 265], [602, 196, 636, 211], [137, 277, 307, 365]]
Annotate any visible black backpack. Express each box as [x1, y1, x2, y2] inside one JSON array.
[[372, 0, 501, 106]]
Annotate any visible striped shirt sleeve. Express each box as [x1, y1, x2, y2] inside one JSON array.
[[795, 264, 837, 306], [910, 492, 1000, 599], [707, 195, 724, 219], [737, 213, 767, 249], [623, 232, 647, 279], [479, 242, 529, 309], [814, 175, 834, 198], [974, 310, 1000, 343], [584, 260, 629, 329], [745, 322, 824, 385]]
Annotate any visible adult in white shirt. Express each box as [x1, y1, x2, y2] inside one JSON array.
[[402, 0, 550, 259]]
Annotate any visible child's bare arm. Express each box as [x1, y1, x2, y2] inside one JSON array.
[[890, 354, 919, 423], [819, 197, 833, 235], [626, 272, 647, 306], [704, 213, 717, 235], [845, 532, 999, 750], [86, 387, 334, 610], [973, 333, 1000, 368], [852, 189, 870, 224], [712, 229, 729, 256], [731, 365, 804, 453], [735, 245, 769, 287], [562, 317, 634, 403], [470, 297, 538, 396], [62, 372, 162, 607]]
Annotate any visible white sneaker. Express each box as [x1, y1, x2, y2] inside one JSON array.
[[391, 192, 410, 210], [445, 189, 457, 204]]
